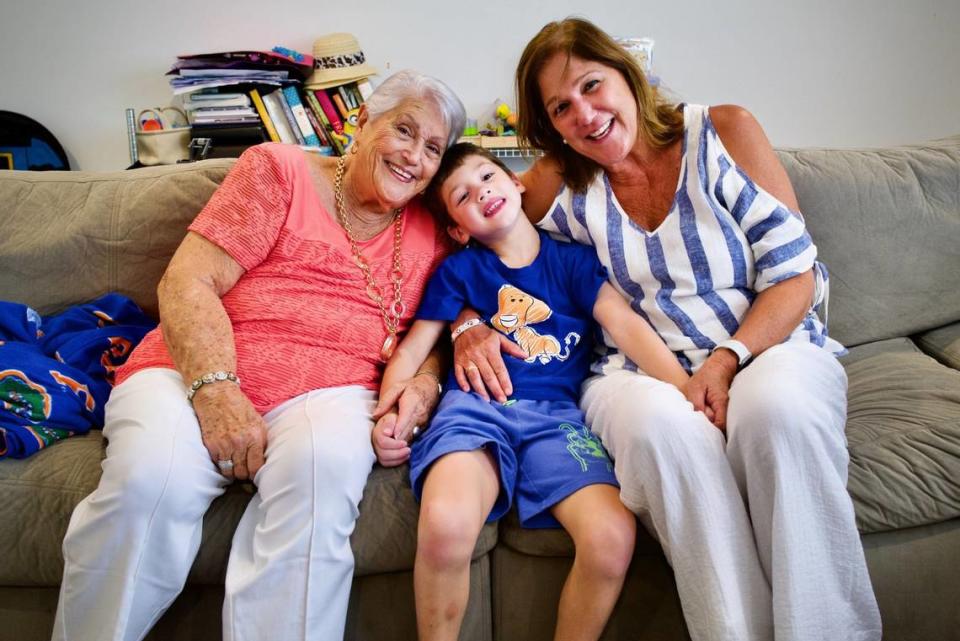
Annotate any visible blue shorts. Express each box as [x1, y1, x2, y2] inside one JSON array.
[[409, 390, 618, 528]]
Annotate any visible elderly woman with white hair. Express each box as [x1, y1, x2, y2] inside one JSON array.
[[53, 70, 466, 641]]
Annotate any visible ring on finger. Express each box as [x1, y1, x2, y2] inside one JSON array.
[[216, 459, 234, 472], [465, 363, 480, 372]]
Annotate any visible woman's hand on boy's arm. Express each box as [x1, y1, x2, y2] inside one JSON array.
[[593, 283, 689, 389], [377, 372, 441, 443], [451, 308, 526, 402], [374, 321, 446, 440]]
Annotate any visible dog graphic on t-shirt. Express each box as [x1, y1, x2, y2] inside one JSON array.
[[490, 285, 580, 364]]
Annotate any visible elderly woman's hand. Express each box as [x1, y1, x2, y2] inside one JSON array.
[[451, 312, 526, 402], [373, 371, 442, 443], [684, 351, 739, 431], [191, 384, 268, 481]]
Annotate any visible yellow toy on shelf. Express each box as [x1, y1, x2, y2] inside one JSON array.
[[494, 101, 517, 136], [458, 99, 537, 158]]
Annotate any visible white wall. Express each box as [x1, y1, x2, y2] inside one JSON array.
[[2, 0, 958, 171]]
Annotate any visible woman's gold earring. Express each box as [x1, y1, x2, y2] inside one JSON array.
[[350, 142, 359, 155]]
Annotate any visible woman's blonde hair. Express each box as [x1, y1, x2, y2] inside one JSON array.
[[516, 17, 684, 192]]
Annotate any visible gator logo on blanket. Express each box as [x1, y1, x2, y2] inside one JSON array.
[[0, 369, 52, 423], [49, 370, 95, 412], [25, 424, 73, 449]]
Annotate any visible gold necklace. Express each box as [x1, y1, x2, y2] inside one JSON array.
[[334, 154, 405, 362]]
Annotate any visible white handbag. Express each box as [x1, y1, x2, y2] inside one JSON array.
[[135, 107, 190, 165]]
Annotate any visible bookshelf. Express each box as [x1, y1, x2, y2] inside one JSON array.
[[458, 135, 541, 159], [136, 48, 541, 165]]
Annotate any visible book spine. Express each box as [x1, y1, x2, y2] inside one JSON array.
[[275, 90, 305, 144], [183, 95, 251, 110], [348, 83, 364, 108], [262, 90, 297, 144], [125, 107, 139, 164], [307, 93, 344, 155], [313, 90, 344, 134], [337, 84, 352, 110], [338, 84, 358, 110], [356, 79, 374, 101], [282, 86, 320, 147], [302, 90, 326, 133], [305, 93, 336, 148], [330, 91, 350, 119], [302, 97, 330, 146], [249, 89, 281, 142]]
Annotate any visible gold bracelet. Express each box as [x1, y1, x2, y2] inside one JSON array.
[[414, 370, 443, 396]]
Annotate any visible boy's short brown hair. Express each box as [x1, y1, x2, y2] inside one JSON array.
[[423, 142, 516, 229]]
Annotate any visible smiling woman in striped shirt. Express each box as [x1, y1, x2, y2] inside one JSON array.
[[451, 17, 881, 641]]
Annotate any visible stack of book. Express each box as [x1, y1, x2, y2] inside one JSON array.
[[184, 92, 259, 126], [166, 47, 375, 159], [181, 92, 264, 158], [167, 49, 304, 158], [270, 79, 373, 155]]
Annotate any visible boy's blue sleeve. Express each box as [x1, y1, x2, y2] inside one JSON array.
[[415, 257, 467, 322], [564, 242, 610, 315]]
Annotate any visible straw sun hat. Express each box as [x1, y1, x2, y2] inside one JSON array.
[[305, 33, 378, 90]]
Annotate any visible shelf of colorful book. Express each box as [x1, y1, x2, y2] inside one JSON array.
[[177, 79, 372, 160], [251, 80, 371, 155]]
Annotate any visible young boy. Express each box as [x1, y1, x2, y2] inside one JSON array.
[[372, 143, 689, 641]]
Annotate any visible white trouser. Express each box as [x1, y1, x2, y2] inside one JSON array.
[[53, 368, 377, 641], [582, 342, 881, 641]]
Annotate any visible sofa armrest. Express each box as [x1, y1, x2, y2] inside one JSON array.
[[914, 321, 960, 370]]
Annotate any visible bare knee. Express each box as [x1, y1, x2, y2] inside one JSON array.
[[570, 504, 636, 581], [417, 499, 484, 571]]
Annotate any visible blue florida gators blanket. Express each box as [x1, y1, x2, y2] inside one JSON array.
[[0, 294, 155, 459]]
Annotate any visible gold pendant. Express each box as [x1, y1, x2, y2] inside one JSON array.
[[379, 333, 397, 362]]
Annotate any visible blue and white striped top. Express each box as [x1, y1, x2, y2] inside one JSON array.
[[538, 104, 845, 377]]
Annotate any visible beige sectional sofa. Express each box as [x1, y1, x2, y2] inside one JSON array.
[[1, 136, 958, 641]]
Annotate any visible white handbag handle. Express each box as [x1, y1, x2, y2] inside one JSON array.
[[137, 107, 188, 131]]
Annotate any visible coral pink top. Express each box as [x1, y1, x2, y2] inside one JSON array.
[[118, 143, 449, 414]]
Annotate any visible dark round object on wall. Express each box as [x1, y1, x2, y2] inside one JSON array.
[[0, 111, 70, 170]]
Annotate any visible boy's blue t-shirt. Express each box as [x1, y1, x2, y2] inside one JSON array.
[[417, 231, 608, 402]]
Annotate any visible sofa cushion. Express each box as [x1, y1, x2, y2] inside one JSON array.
[[844, 340, 960, 533], [0, 433, 102, 585], [840, 335, 921, 365], [0, 160, 235, 318], [777, 136, 960, 348], [914, 321, 960, 370], [0, 431, 496, 585]]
